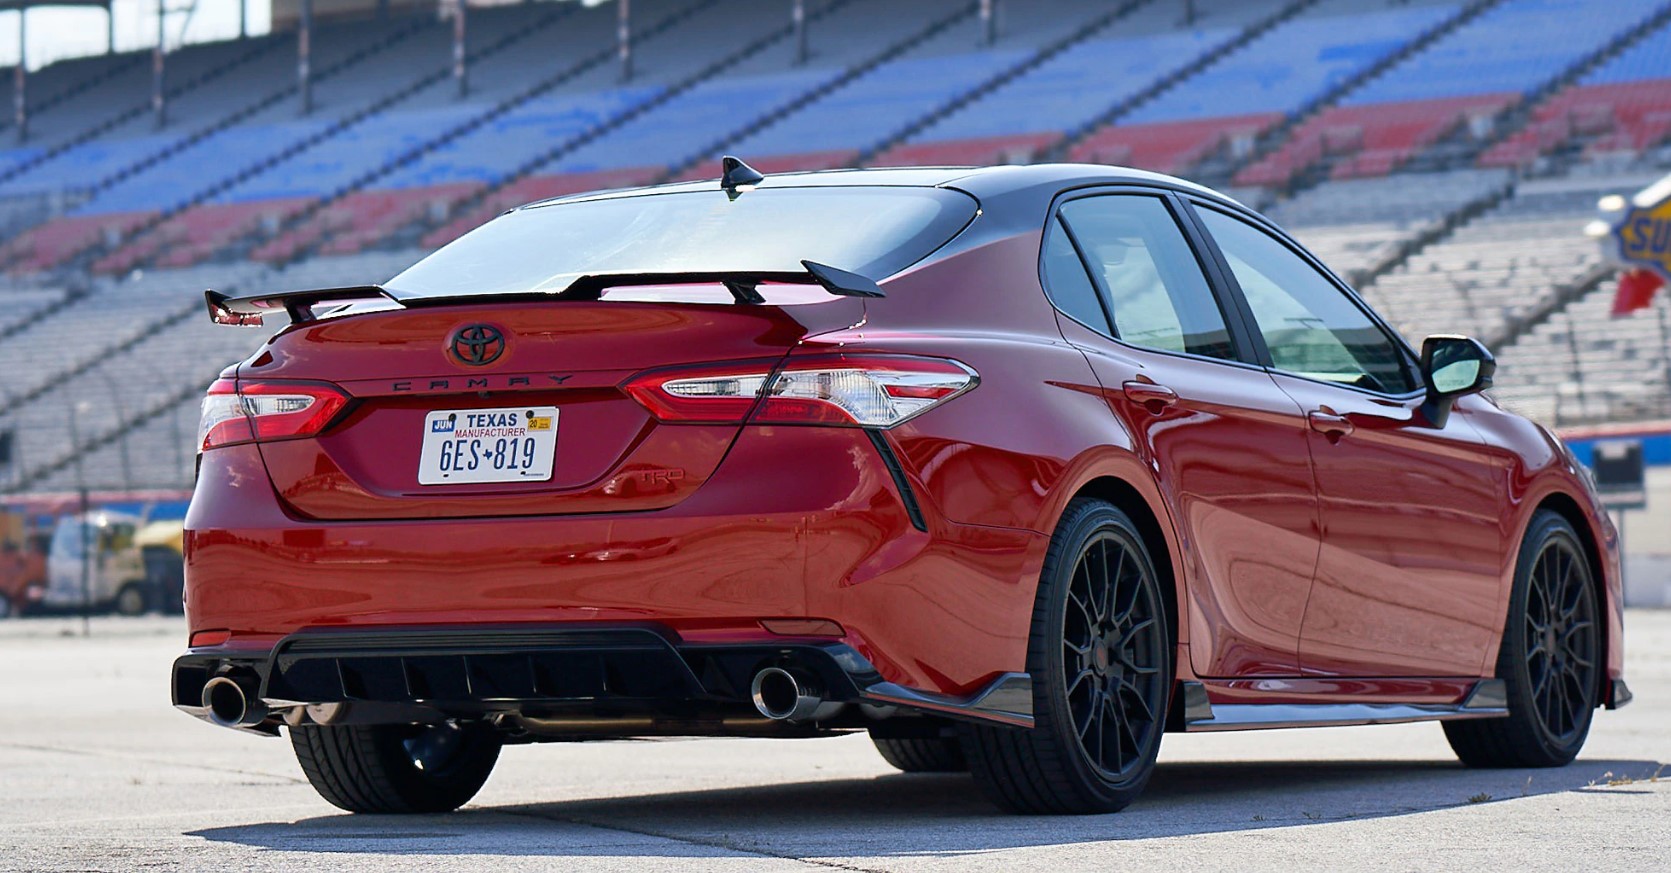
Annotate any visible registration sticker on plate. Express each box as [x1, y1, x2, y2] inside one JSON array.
[[418, 406, 558, 485]]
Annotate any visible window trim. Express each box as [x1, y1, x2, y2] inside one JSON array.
[[1036, 185, 1261, 368], [1181, 197, 1427, 401], [1042, 215, 1118, 338]]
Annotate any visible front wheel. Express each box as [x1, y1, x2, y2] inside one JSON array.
[[1445, 510, 1600, 768], [291, 721, 502, 814], [960, 498, 1173, 814]]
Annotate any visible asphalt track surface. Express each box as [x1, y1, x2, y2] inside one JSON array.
[[2, 613, 1667, 872]]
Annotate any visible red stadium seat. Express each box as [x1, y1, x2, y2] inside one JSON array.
[[1481, 80, 1671, 168], [1236, 95, 1515, 187], [1, 211, 153, 274], [1067, 115, 1281, 176], [867, 133, 1058, 168]]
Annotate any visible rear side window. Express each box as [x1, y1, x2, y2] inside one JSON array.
[[1057, 195, 1235, 360], [1042, 217, 1110, 334], [387, 187, 978, 299]]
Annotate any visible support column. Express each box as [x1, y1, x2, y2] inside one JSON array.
[[153, 0, 167, 128], [298, 0, 313, 114], [979, 0, 996, 46], [239, 0, 247, 39], [453, 0, 468, 98], [1183, 0, 1196, 26], [792, 0, 806, 65], [617, 0, 632, 82], [13, 9, 25, 143]]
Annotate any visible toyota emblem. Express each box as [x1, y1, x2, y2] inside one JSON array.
[[449, 324, 505, 366]]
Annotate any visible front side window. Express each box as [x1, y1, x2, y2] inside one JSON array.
[[1057, 195, 1235, 360], [1198, 207, 1418, 394]]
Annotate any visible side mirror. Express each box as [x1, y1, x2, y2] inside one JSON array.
[[1420, 335, 1495, 428]]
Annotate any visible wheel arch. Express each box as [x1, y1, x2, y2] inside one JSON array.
[[1063, 475, 1182, 653], [1530, 490, 1613, 705]]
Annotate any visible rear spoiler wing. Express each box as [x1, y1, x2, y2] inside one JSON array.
[[205, 286, 397, 327], [204, 262, 884, 327]]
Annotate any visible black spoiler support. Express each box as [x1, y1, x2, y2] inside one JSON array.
[[205, 286, 397, 327]]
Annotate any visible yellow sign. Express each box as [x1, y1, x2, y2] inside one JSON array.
[[1610, 182, 1671, 284], [527, 416, 554, 432]]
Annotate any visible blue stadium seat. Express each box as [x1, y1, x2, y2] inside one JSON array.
[[1345, 0, 1655, 106], [1124, 5, 1457, 124], [1581, 16, 1671, 85]]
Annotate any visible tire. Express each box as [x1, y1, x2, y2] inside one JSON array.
[[870, 735, 968, 773], [1445, 510, 1600, 768], [114, 582, 148, 617], [290, 721, 502, 814], [960, 497, 1173, 814]]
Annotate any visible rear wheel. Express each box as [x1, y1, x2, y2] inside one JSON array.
[[1445, 511, 1600, 768], [870, 735, 968, 773], [291, 721, 502, 814], [960, 498, 1172, 814]]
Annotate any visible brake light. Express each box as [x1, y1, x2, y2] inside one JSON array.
[[198, 378, 350, 451], [624, 355, 976, 428]]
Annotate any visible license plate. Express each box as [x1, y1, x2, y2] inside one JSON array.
[[418, 406, 558, 485]]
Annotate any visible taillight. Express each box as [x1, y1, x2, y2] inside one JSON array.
[[625, 355, 976, 428], [622, 363, 777, 424], [198, 378, 350, 451]]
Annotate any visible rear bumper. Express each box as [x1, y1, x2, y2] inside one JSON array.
[[183, 431, 1049, 700], [172, 623, 1034, 734]]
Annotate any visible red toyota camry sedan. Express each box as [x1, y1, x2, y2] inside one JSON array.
[[174, 162, 1629, 815]]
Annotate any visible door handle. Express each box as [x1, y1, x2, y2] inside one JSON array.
[[1307, 409, 1354, 440], [1122, 381, 1178, 412]]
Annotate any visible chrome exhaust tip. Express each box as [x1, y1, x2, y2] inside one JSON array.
[[202, 675, 268, 728], [750, 666, 830, 722]]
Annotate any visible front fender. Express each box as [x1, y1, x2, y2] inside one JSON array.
[[1465, 397, 1623, 685]]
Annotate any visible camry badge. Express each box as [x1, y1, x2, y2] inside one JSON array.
[[449, 324, 505, 366]]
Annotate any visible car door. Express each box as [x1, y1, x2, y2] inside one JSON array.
[[1043, 190, 1320, 678], [1190, 203, 1505, 678]]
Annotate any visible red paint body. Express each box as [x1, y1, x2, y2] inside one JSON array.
[[182, 166, 1624, 716]]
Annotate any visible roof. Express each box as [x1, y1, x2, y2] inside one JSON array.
[[523, 163, 1234, 210]]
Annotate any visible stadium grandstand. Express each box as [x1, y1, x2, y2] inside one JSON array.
[[0, 0, 1668, 496]]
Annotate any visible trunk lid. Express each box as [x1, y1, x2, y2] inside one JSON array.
[[242, 295, 865, 520]]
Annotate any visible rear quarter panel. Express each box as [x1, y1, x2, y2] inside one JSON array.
[[808, 228, 1190, 657]]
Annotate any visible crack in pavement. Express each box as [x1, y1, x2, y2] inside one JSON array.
[[487, 804, 893, 872], [0, 740, 307, 785]]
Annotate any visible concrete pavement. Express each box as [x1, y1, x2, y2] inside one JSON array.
[[1, 613, 1666, 872]]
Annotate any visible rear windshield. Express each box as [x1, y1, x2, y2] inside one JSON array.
[[386, 186, 978, 299]]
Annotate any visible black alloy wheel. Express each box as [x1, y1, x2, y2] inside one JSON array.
[[1061, 529, 1169, 781], [1523, 529, 1600, 743], [961, 498, 1172, 813], [1446, 510, 1600, 767]]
